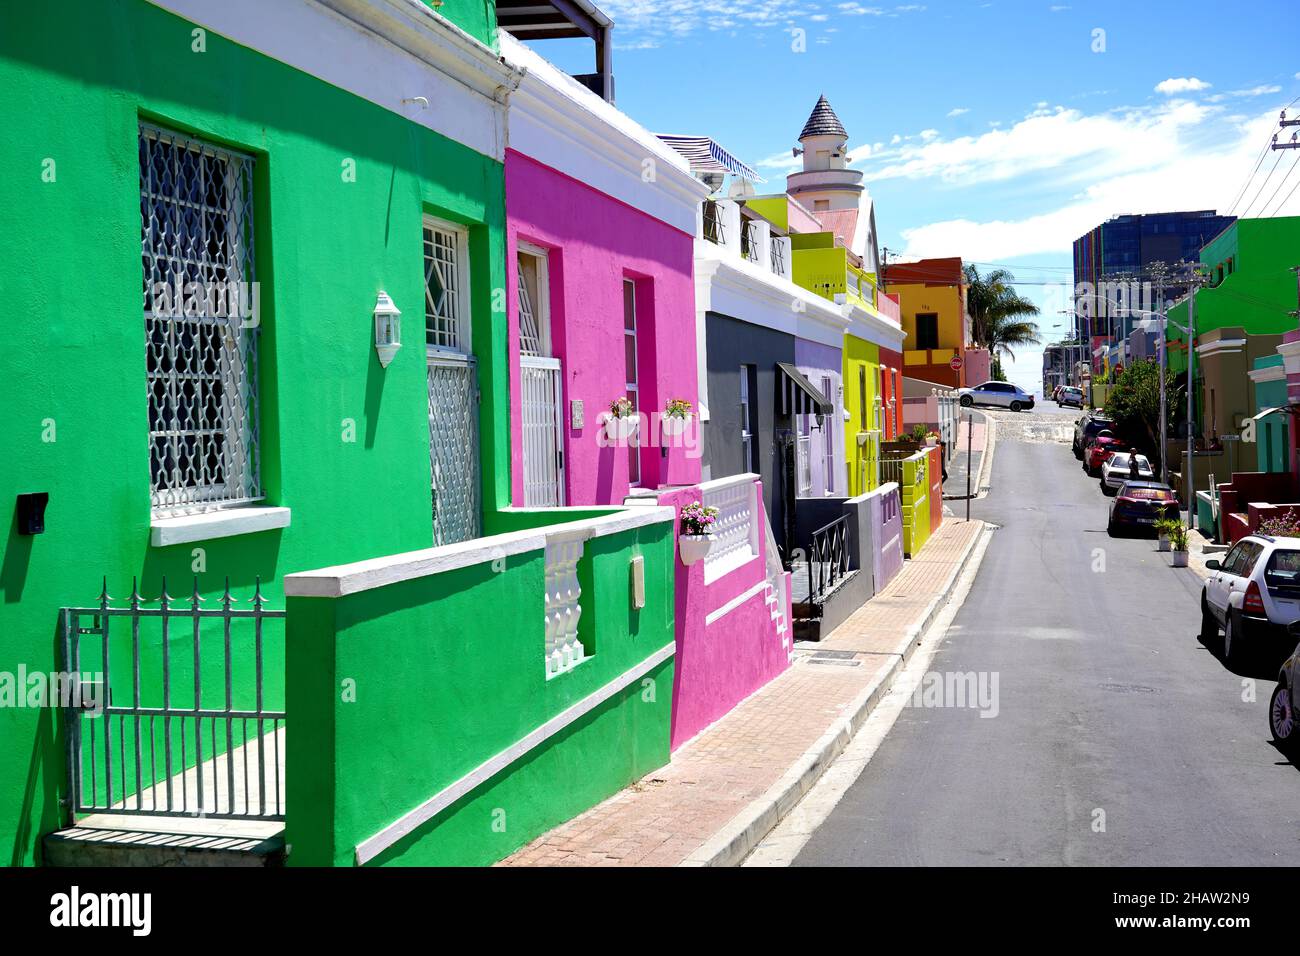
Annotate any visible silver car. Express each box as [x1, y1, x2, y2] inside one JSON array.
[[1100, 452, 1154, 495], [957, 381, 1036, 412]]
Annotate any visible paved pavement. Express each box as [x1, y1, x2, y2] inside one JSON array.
[[942, 410, 987, 501], [499, 517, 987, 867], [794, 403, 1300, 867]]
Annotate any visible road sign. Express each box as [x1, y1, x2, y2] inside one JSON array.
[[949, 354, 963, 371]]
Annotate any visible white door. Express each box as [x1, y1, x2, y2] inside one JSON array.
[[517, 248, 565, 506]]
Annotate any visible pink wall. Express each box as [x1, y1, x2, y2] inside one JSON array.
[[651, 481, 792, 751], [505, 150, 701, 506]]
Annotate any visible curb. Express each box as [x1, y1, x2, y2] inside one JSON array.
[[681, 519, 990, 867], [941, 409, 994, 501]]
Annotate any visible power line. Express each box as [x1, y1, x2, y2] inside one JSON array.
[[1226, 131, 1275, 214], [1239, 148, 1285, 217], [1260, 151, 1300, 217]]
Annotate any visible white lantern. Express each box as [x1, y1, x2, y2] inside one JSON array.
[[373, 291, 402, 368]]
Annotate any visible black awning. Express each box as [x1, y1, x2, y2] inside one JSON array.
[[776, 363, 833, 417]]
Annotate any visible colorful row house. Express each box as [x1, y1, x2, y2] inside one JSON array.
[[1, 1, 940, 869]]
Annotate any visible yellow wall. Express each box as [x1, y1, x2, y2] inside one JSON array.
[[890, 281, 965, 352], [901, 451, 931, 556], [843, 335, 882, 496]]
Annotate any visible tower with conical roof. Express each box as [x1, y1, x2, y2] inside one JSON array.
[[786, 95, 875, 269]]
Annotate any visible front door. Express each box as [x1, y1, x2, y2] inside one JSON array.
[[424, 216, 480, 544], [517, 247, 565, 506]]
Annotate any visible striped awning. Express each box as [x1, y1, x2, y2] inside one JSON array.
[[657, 135, 762, 182], [777, 363, 832, 417]]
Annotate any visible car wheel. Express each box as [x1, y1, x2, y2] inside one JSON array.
[[1200, 591, 1218, 641], [959, 395, 973, 408], [1107, 520, 1117, 537], [1009, 401, 1022, 412], [1100, 481, 1114, 496], [1270, 681, 1298, 751], [1224, 611, 1242, 665]]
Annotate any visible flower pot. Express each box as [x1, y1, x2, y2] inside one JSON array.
[[662, 414, 689, 437], [1157, 535, 1170, 552], [679, 534, 713, 566], [604, 414, 639, 441], [1170, 550, 1189, 568], [925, 436, 938, 447]]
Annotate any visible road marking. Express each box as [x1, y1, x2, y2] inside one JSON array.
[[742, 524, 995, 867]]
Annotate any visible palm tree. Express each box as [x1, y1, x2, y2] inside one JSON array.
[[964, 264, 1042, 365]]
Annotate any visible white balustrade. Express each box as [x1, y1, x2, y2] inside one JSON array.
[[544, 531, 585, 679], [701, 475, 760, 583]]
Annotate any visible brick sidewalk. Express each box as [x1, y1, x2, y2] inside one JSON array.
[[499, 517, 987, 867]]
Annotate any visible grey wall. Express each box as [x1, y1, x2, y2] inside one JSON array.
[[702, 311, 796, 549]]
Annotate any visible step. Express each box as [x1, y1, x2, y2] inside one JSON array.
[[43, 813, 285, 867]]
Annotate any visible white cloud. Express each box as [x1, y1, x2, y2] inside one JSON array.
[[1049, 4, 1071, 10], [1155, 76, 1210, 95], [1209, 84, 1283, 102], [947, 107, 970, 117], [896, 110, 1290, 261]]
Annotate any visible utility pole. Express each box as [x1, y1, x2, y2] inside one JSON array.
[[1184, 263, 1207, 532], [1151, 262, 1169, 485]]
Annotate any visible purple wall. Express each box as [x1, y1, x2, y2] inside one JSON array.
[[871, 483, 904, 589], [794, 336, 845, 498], [505, 150, 701, 506]]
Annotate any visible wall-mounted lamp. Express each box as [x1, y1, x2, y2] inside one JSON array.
[[17, 492, 48, 535], [373, 291, 401, 368]]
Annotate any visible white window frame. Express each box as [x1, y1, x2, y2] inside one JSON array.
[[740, 364, 754, 473], [516, 240, 551, 358], [822, 375, 835, 495], [423, 214, 472, 359], [796, 415, 813, 496]]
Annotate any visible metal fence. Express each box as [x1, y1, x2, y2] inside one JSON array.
[[807, 514, 851, 605], [61, 578, 285, 822]]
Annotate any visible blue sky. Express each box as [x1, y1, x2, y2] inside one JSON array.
[[531, 0, 1300, 394]]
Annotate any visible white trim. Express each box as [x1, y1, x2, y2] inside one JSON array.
[[150, 506, 291, 547], [1277, 339, 1300, 377], [696, 472, 761, 496], [1248, 364, 1287, 384], [423, 214, 472, 354], [499, 33, 707, 235], [704, 579, 767, 626], [284, 506, 675, 597], [354, 640, 676, 865], [843, 300, 905, 351], [147, 0, 521, 161], [1196, 337, 1247, 357], [695, 245, 849, 349]]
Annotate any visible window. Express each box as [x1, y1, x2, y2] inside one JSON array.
[[822, 375, 835, 494], [916, 313, 940, 350], [140, 124, 260, 517], [858, 366, 868, 429], [516, 247, 548, 357], [796, 415, 812, 495], [740, 364, 757, 472], [424, 218, 469, 353], [623, 279, 640, 486], [814, 199, 830, 212]]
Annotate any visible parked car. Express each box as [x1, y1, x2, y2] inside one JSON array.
[[1058, 386, 1084, 408], [1100, 452, 1154, 495], [957, 381, 1036, 412], [1202, 534, 1300, 667], [1072, 411, 1115, 459], [1107, 481, 1178, 536], [1084, 430, 1125, 476], [1270, 629, 1300, 751]]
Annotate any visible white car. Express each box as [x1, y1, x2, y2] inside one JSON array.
[[1202, 534, 1300, 666], [957, 381, 1036, 412], [1099, 452, 1153, 495]]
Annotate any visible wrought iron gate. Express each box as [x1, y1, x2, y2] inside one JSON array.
[[60, 579, 285, 821], [520, 355, 565, 508], [427, 353, 480, 545]]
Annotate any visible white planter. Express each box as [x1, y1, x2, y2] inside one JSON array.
[[1171, 550, 1189, 568], [1157, 535, 1170, 552], [925, 437, 938, 447], [662, 414, 690, 437], [604, 414, 639, 441], [679, 534, 713, 566]]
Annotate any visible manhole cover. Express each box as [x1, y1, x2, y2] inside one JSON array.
[[812, 650, 858, 659]]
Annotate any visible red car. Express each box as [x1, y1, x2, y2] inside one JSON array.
[[1084, 431, 1125, 476]]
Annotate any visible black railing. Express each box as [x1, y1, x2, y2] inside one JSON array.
[[807, 514, 851, 604], [703, 200, 726, 245], [770, 236, 786, 274], [740, 219, 758, 262]]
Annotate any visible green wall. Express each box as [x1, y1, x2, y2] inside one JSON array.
[[1253, 358, 1289, 473], [1166, 218, 1300, 373], [422, 0, 500, 48], [0, 1, 508, 864], [285, 519, 675, 866]]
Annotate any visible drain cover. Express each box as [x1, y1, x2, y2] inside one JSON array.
[[1098, 682, 1159, 694]]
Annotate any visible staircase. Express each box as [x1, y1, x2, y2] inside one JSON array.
[[44, 814, 285, 867]]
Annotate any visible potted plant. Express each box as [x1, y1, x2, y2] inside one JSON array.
[[662, 398, 692, 437], [604, 396, 639, 441], [1168, 520, 1189, 567], [905, 424, 928, 446], [678, 500, 719, 566], [1153, 516, 1175, 552], [924, 429, 940, 447]]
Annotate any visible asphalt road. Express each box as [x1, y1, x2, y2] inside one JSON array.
[[794, 403, 1300, 866]]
